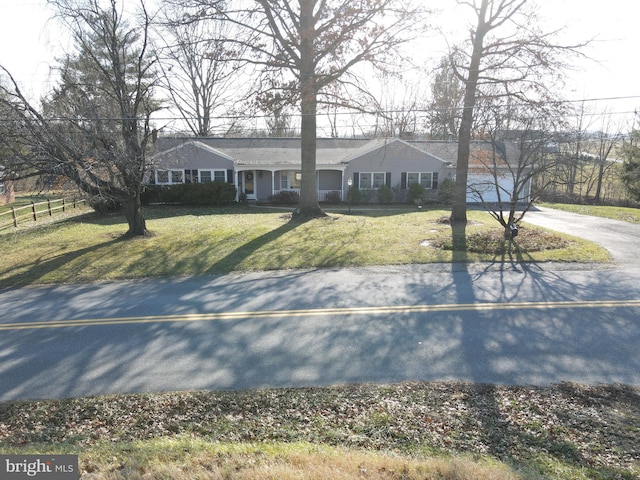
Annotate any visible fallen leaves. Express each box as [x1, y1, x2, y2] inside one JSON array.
[[1, 382, 638, 475]]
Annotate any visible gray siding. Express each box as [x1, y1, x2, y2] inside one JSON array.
[[344, 141, 449, 192], [153, 142, 234, 170]]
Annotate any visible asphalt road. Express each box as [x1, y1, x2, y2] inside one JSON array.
[[1, 207, 639, 401]]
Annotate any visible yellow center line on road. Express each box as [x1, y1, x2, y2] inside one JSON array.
[[4, 298, 640, 331], [2, 299, 640, 331]]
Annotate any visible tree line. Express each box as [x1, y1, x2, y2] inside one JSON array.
[[1, 0, 638, 238]]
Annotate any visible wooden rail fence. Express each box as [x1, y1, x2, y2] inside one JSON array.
[[0, 198, 87, 230]]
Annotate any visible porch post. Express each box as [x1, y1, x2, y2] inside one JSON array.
[[341, 170, 345, 202], [234, 170, 240, 201], [271, 169, 276, 198]]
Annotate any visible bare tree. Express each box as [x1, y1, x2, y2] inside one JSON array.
[[448, 0, 587, 226], [592, 111, 623, 204], [254, 89, 299, 137], [470, 101, 565, 238], [0, 0, 160, 236], [223, 0, 420, 218], [372, 78, 425, 139], [156, 9, 248, 136]]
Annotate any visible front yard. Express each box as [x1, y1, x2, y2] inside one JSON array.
[[0, 205, 609, 287]]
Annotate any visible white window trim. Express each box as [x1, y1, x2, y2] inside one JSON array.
[[155, 169, 185, 185], [407, 172, 435, 189], [359, 172, 386, 190], [199, 169, 227, 183], [280, 170, 302, 189], [155, 169, 228, 185]]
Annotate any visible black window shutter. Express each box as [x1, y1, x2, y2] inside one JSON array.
[[353, 172, 359, 188], [433, 172, 439, 189], [401, 172, 407, 189], [227, 169, 234, 183], [386, 172, 392, 188]]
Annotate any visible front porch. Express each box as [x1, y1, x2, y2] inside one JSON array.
[[272, 189, 343, 202], [235, 167, 346, 202]]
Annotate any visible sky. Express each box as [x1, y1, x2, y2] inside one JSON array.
[[1, 0, 639, 131]]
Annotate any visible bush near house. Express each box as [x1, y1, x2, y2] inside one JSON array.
[[438, 178, 456, 205], [269, 190, 300, 205], [142, 182, 237, 206], [377, 184, 393, 204], [323, 190, 342, 204], [347, 186, 362, 205], [408, 183, 426, 205]]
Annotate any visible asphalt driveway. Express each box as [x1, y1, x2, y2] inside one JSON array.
[[524, 206, 640, 266]]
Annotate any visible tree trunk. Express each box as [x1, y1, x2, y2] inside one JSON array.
[[122, 194, 148, 236], [451, 0, 489, 226], [297, 85, 325, 218], [295, 0, 325, 220]]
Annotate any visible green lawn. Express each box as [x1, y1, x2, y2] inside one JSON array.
[[0, 205, 609, 287], [540, 202, 640, 223]]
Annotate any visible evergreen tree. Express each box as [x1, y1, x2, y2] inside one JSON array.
[[622, 130, 640, 202]]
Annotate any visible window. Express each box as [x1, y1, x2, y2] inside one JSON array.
[[171, 170, 184, 184], [156, 170, 169, 184], [407, 172, 419, 187], [293, 172, 302, 189], [214, 170, 226, 182], [281, 171, 301, 189], [185, 169, 198, 183], [420, 173, 432, 188], [155, 169, 185, 185], [406, 172, 438, 189], [197, 170, 226, 183], [200, 170, 212, 183], [359, 172, 386, 189], [0, 183, 5, 195]]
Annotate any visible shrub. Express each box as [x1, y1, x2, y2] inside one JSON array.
[[408, 183, 425, 205], [143, 182, 237, 206], [269, 190, 300, 205], [323, 190, 342, 204], [348, 186, 362, 205], [361, 189, 376, 203], [438, 178, 456, 205], [88, 195, 120, 213], [377, 184, 393, 204]]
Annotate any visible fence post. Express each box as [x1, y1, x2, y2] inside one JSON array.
[[48, 199, 53, 216], [62, 198, 66, 212], [12, 206, 17, 228], [32, 201, 37, 221]]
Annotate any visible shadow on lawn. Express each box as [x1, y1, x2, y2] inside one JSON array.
[[208, 215, 308, 273], [0, 237, 127, 288]]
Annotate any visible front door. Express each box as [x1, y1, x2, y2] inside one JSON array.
[[243, 171, 256, 199]]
